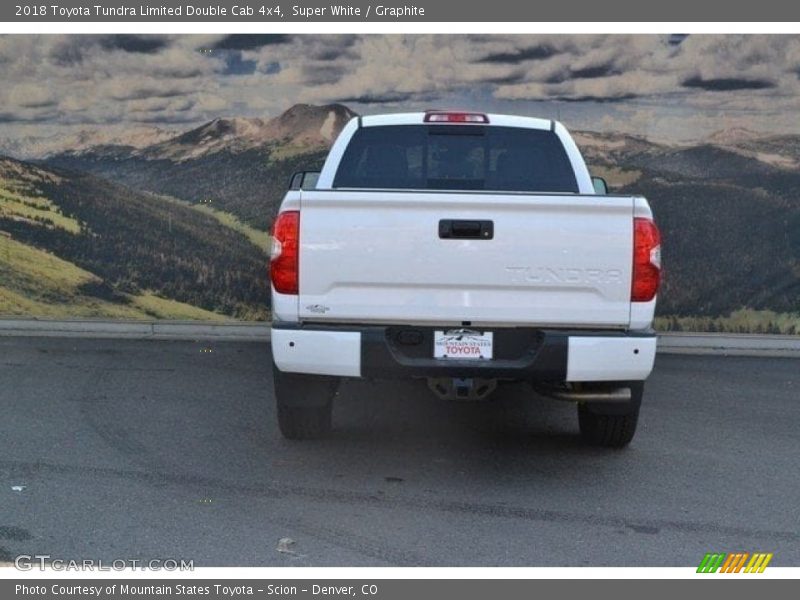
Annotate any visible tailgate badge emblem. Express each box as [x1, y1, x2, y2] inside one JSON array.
[[306, 304, 330, 314]]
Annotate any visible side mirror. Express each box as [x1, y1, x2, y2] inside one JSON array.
[[289, 170, 320, 191], [591, 176, 609, 195]]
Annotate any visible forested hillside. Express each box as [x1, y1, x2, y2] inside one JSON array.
[[0, 157, 269, 319]]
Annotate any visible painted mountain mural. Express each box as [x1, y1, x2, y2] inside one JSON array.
[[10, 104, 793, 330]]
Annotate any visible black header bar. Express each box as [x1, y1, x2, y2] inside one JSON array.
[[2, 0, 800, 22]]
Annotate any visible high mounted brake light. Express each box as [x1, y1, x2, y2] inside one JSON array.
[[424, 111, 489, 124], [270, 210, 299, 295]]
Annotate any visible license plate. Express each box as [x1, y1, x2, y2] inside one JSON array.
[[434, 329, 493, 360]]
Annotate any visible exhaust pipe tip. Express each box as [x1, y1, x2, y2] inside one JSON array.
[[537, 385, 632, 403]]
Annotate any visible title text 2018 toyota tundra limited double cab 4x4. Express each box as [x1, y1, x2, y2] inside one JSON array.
[[269, 110, 662, 448]]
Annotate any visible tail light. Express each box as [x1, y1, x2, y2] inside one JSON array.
[[270, 210, 299, 295], [424, 111, 489, 124], [632, 217, 661, 302]]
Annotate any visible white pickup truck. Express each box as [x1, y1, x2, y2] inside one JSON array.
[[269, 110, 661, 447]]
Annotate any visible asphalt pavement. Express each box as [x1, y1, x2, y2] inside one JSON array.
[[0, 336, 798, 567]]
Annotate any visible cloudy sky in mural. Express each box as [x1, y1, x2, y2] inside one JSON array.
[[1, 34, 799, 148]]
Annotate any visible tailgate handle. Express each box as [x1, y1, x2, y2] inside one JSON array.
[[439, 219, 494, 240]]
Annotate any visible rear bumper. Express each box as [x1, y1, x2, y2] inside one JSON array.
[[271, 322, 657, 383]]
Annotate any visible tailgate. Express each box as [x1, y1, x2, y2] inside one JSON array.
[[298, 190, 633, 328]]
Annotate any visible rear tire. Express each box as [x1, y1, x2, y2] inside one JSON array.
[[273, 365, 339, 440], [577, 382, 643, 448]]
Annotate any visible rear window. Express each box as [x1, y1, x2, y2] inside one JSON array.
[[332, 124, 578, 193]]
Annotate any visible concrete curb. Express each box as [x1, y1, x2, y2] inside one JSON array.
[[1, 319, 799, 357], [0, 318, 271, 341], [656, 332, 800, 358]]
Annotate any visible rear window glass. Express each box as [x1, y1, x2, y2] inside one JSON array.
[[332, 124, 578, 193]]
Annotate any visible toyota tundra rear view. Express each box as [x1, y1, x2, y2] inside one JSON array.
[[269, 110, 662, 447]]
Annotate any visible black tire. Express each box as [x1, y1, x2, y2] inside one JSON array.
[[273, 365, 339, 440], [577, 382, 643, 448]]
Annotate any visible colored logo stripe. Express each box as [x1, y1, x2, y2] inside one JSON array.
[[745, 553, 773, 573], [720, 553, 749, 573], [697, 552, 773, 573], [697, 553, 726, 573]]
